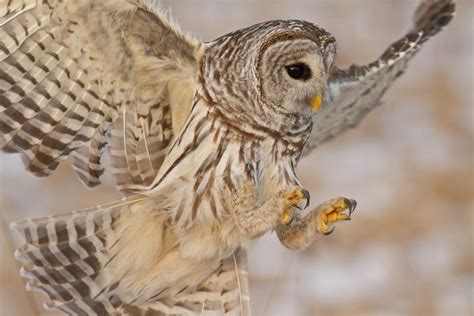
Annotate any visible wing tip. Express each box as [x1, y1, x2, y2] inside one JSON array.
[[9, 216, 35, 232], [414, 0, 456, 38]]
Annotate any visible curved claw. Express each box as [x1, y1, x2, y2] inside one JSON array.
[[323, 226, 336, 236], [302, 189, 310, 209], [345, 198, 357, 215], [284, 187, 310, 210], [288, 201, 302, 210]]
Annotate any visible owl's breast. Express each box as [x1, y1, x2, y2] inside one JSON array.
[[149, 97, 305, 231]]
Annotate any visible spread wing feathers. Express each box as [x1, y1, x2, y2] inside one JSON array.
[[304, 0, 455, 153], [11, 200, 251, 315], [109, 102, 174, 194], [70, 121, 110, 188], [10, 196, 146, 314], [0, 0, 201, 191]]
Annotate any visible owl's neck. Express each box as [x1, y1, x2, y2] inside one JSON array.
[[197, 91, 313, 149]]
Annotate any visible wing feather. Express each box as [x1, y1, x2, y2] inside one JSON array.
[[11, 196, 145, 314], [0, 0, 202, 191], [304, 0, 456, 153], [12, 199, 251, 315], [70, 122, 109, 187]]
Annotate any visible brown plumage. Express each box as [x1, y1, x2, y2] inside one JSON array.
[[0, 0, 455, 314]]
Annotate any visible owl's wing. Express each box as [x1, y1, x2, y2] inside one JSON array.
[[11, 197, 251, 315], [304, 0, 455, 153], [0, 0, 201, 192]]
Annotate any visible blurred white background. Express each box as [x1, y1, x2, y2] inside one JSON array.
[[1, 1, 472, 315]]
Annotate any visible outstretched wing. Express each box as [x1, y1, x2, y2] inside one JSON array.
[[11, 197, 251, 315], [304, 0, 455, 153], [0, 0, 201, 192]]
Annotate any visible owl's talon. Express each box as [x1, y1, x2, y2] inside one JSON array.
[[316, 197, 357, 234], [279, 187, 310, 225]]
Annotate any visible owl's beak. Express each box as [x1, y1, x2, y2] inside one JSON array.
[[310, 93, 323, 112]]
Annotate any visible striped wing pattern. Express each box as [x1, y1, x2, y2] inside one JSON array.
[[0, 0, 199, 191], [11, 197, 251, 315], [304, 0, 455, 152], [1, 0, 253, 314], [11, 197, 141, 314], [109, 103, 174, 193]]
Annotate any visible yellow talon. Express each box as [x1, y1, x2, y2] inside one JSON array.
[[279, 187, 310, 225], [317, 197, 356, 234], [284, 188, 305, 204]]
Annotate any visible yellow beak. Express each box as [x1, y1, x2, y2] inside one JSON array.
[[311, 94, 323, 112]]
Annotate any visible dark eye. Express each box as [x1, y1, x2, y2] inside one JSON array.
[[286, 63, 311, 81]]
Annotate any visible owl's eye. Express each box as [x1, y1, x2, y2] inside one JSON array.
[[286, 63, 311, 81]]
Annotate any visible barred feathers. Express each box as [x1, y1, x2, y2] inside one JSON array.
[[11, 196, 250, 315], [305, 0, 455, 153], [0, 0, 200, 191], [10, 197, 140, 314], [109, 103, 174, 194]]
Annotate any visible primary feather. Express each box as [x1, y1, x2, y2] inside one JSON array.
[[305, 0, 455, 152], [0, 0, 201, 192], [11, 196, 250, 315]]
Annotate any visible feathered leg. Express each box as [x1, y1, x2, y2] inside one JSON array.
[[230, 185, 310, 239], [275, 197, 356, 250]]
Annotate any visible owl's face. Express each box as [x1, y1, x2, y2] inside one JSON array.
[[202, 20, 336, 127], [258, 38, 336, 115]]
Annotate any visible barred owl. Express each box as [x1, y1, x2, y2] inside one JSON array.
[[0, 0, 454, 315]]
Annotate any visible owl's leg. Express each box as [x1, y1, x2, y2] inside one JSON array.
[[275, 197, 356, 250], [233, 186, 309, 239]]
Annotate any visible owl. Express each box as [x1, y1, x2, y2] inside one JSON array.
[[0, 0, 455, 315]]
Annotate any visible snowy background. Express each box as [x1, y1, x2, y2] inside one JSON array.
[[1, 1, 472, 315]]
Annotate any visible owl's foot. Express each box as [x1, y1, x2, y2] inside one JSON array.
[[276, 196, 357, 250], [279, 187, 310, 225], [316, 197, 356, 235]]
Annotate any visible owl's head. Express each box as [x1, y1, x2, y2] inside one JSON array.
[[255, 22, 336, 115], [202, 20, 336, 123]]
